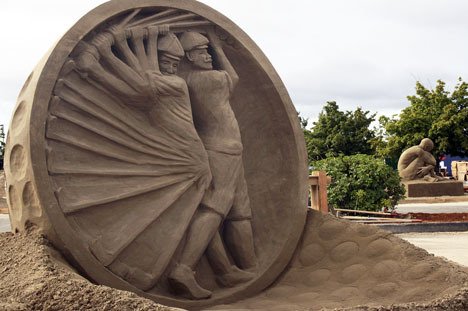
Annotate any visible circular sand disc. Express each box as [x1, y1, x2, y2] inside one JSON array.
[[5, 0, 308, 308]]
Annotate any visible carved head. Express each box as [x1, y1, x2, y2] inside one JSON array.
[[158, 53, 180, 75], [419, 138, 434, 151], [179, 31, 213, 70], [157, 33, 184, 75]]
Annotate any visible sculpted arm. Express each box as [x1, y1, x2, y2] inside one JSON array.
[[421, 150, 437, 166], [75, 27, 168, 109], [206, 30, 239, 90], [74, 44, 149, 104], [92, 30, 152, 98]]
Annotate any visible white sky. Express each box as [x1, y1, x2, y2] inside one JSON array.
[[2, 0, 468, 131]]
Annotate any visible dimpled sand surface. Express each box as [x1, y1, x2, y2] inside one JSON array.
[[1, 210, 468, 310], [211, 211, 468, 310]]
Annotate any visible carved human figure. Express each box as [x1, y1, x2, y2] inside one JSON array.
[[167, 31, 257, 299], [75, 26, 206, 159], [72, 26, 214, 291], [398, 138, 444, 182], [71, 25, 257, 298]]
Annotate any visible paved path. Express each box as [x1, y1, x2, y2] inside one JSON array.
[[395, 201, 468, 214], [398, 232, 468, 267], [0, 214, 11, 233]]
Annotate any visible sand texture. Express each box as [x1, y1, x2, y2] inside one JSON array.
[[1, 211, 468, 310], [211, 211, 468, 310], [0, 228, 181, 311]]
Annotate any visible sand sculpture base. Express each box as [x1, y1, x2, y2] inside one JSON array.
[[2, 210, 468, 311], [404, 180, 464, 197]]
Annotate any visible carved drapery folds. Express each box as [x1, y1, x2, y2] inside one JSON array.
[[47, 8, 219, 290]]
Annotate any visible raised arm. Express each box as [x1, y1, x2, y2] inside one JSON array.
[[91, 31, 150, 96], [145, 24, 170, 72], [206, 30, 239, 89], [74, 32, 153, 109]]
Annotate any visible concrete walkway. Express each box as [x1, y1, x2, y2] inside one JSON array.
[[395, 201, 468, 214], [0, 214, 11, 233], [398, 232, 468, 267]]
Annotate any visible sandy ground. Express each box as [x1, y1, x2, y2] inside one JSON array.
[[1, 212, 468, 311], [0, 228, 182, 311], [210, 212, 468, 310], [2, 166, 468, 310]]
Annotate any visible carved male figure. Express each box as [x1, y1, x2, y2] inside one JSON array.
[[398, 138, 444, 182], [167, 31, 257, 299], [74, 26, 214, 291]]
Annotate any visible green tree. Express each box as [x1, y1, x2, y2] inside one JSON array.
[[298, 113, 314, 165], [0, 125, 5, 170], [314, 154, 405, 211], [307, 102, 378, 162], [379, 79, 468, 161]]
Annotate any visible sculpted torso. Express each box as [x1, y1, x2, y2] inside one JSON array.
[[187, 70, 243, 152]]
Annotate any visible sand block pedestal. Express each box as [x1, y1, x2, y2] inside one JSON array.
[[404, 180, 464, 197]]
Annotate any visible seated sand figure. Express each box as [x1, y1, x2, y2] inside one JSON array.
[[398, 138, 444, 182]]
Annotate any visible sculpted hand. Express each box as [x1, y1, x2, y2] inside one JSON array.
[[75, 48, 100, 72], [159, 24, 170, 35], [108, 25, 128, 46], [147, 25, 159, 37], [206, 29, 222, 48], [130, 27, 146, 40], [91, 32, 114, 56]]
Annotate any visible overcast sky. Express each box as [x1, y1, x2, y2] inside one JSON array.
[[2, 0, 468, 132]]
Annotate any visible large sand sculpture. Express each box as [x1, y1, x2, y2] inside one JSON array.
[[3, 1, 468, 310], [4, 0, 306, 309]]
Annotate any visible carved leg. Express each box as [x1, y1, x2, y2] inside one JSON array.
[[206, 231, 233, 274], [224, 219, 257, 271], [168, 209, 221, 299], [206, 231, 255, 287]]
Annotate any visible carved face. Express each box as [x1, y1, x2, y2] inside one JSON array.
[[158, 54, 180, 75], [187, 48, 213, 70]]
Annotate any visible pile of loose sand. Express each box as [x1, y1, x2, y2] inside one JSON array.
[[1, 211, 468, 310], [212, 211, 468, 310], [0, 228, 180, 311]]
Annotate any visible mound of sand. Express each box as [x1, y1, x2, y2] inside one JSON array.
[[0, 228, 180, 311], [212, 211, 468, 310], [1, 211, 468, 310]]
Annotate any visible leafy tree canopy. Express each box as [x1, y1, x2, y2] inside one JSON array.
[[314, 154, 405, 211], [379, 79, 468, 160], [306, 102, 378, 163]]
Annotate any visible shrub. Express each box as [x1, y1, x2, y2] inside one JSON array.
[[313, 154, 405, 212]]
